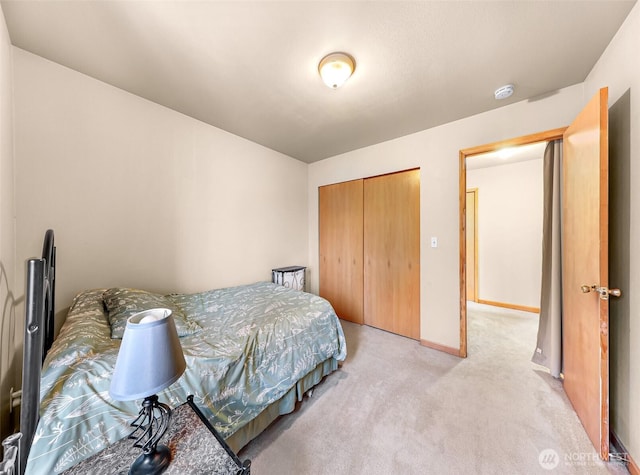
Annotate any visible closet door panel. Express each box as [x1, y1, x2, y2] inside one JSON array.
[[364, 170, 420, 339], [319, 179, 364, 324]]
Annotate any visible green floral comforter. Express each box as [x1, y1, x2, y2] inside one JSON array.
[[25, 282, 346, 474]]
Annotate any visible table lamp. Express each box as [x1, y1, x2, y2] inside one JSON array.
[[110, 308, 186, 475]]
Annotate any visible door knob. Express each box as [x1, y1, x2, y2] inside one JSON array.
[[581, 284, 622, 300]]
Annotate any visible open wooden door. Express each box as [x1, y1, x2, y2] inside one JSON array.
[[562, 87, 619, 460]]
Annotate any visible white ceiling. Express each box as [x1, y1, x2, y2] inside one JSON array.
[[1, 1, 636, 163]]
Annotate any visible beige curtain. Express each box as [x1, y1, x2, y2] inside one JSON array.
[[532, 140, 562, 378]]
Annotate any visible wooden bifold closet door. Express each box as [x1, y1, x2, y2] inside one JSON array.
[[319, 169, 420, 339], [364, 170, 420, 339], [319, 179, 364, 324]]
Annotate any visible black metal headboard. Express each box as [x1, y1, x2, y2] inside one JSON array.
[[40, 230, 56, 356], [19, 229, 56, 473]]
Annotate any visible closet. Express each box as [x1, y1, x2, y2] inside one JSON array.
[[319, 169, 420, 339], [318, 178, 364, 324]]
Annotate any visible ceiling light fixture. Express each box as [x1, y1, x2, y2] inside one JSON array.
[[494, 84, 515, 100], [318, 52, 355, 89]]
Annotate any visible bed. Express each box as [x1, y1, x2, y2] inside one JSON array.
[[20, 231, 347, 474]]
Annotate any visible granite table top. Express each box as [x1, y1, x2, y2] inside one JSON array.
[[61, 398, 250, 475]]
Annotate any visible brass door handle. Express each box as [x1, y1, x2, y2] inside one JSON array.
[[581, 284, 622, 300]]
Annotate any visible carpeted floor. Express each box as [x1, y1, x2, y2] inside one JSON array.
[[239, 302, 628, 474]]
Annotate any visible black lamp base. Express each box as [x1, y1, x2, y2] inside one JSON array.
[[129, 444, 171, 475]]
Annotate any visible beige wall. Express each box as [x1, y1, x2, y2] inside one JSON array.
[[308, 84, 583, 348], [13, 48, 309, 333], [467, 158, 543, 308], [583, 1, 640, 462], [0, 6, 16, 441]]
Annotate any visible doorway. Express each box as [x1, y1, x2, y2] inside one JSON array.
[[460, 89, 614, 461], [466, 142, 547, 313], [458, 127, 566, 358]]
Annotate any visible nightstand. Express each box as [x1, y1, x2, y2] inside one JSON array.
[[272, 265, 306, 291], [62, 396, 251, 475]]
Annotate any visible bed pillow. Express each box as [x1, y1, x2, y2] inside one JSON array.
[[103, 288, 202, 339]]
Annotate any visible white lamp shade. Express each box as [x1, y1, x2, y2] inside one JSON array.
[[319, 52, 355, 89], [110, 308, 186, 401]]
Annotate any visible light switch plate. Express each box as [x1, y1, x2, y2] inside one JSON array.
[[431, 237, 438, 248]]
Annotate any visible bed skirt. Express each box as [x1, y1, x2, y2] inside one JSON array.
[[228, 358, 339, 453]]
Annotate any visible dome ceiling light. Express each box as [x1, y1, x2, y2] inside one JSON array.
[[318, 52, 355, 89]]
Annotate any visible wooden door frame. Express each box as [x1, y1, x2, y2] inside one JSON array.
[[465, 188, 479, 303], [458, 127, 566, 358]]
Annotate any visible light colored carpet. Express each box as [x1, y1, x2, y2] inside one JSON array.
[[239, 302, 628, 474]]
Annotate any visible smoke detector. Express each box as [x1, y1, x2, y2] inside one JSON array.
[[494, 84, 515, 100]]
